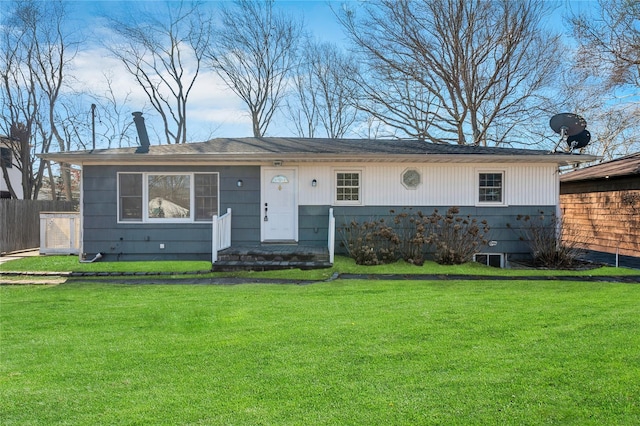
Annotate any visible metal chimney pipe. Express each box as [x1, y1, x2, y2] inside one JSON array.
[[132, 111, 150, 153]]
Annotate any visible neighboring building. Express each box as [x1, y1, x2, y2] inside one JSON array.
[[41, 137, 596, 267], [0, 136, 23, 199], [560, 153, 640, 262]]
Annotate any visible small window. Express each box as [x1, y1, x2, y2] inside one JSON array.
[[336, 171, 360, 203], [478, 172, 503, 203], [474, 253, 504, 268], [0, 147, 12, 169], [402, 169, 421, 189], [271, 175, 289, 184]]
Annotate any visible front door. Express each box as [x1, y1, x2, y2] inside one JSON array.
[[262, 168, 298, 242]]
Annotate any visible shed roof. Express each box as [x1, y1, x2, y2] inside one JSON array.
[[560, 153, 640, 182], [40, 137, 597, 166]]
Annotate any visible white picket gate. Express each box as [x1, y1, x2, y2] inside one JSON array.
[[39, 212, 81, 255]]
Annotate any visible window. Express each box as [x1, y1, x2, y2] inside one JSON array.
[[194, 174, 219, 221], [119, 173, 143, 221], [402, 169, 421, 189], [478, 172, 503, 203], [148, 175, 190, 219], [0, 147, 12, 169], [335, 171, 360, 203], [118, 172, 218, 222], [474, 253, 504, 268]]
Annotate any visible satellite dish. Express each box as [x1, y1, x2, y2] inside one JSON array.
[[550, 113, 587, 136], [549, 113, 589, 153], [566, 129, 591, 149]]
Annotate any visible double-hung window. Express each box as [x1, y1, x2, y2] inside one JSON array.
[[119, 173, 143, 221], [335, 171, 361, 204], [478, 172, 504, 204], [118, 172, 219, 222]]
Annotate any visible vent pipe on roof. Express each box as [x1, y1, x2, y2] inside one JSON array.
[[132, 111, 150, 153]]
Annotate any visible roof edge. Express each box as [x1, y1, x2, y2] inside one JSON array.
[[39, 152, 599, 167]]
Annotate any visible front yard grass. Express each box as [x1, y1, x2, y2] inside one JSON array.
[[2, 280, 640, 424], [2, 254, 637, 281]]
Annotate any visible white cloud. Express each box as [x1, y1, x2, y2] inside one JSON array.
[[68, 44, 254, 140]]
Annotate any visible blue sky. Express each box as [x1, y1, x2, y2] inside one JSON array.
[[64, 0, 354, 145], [63, 0, 600, 147]]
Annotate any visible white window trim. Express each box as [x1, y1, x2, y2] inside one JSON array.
[[117, 172, 219, 224], [475, 169, 507, 207], [333, 169, 363, 205]]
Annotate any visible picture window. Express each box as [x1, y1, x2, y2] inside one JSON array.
[[118, 172, 219, 222]]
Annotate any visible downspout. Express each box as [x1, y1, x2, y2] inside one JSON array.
[[80, 253, 103, 263]]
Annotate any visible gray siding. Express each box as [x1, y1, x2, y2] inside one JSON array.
[[298, 205, 331, 246], [82, 165, 260, 261]]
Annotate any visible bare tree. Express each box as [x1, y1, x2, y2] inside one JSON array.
[[92, 75, 139, 149], [339, 0, 562, 146], [0, 0, 77, 200], [570, 0, 640, 91], [562, 0, 640, 159], [288, 41, 360, 139], [105, 1, 212, 144], [66, 74, 140, 150], [354, 66, 440, 140], [206, 0, 303, 137]]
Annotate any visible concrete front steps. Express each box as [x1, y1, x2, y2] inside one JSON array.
[[212, 244, 332, 272]]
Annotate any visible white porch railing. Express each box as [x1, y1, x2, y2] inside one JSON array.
[[328, 207, 335, 264], [212, 208, 232, 263]]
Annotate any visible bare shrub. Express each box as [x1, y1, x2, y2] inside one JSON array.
[[338, 218, 399, 265], [339, 207, 490, 266], [391, 209, 432, 265], [508, 211, 584, 268], [429, 207, 490, 265]]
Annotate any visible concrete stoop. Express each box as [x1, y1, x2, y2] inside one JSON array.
[[212, 245, 331, 272]]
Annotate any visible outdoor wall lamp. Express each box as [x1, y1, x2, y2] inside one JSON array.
[[236, 179, 243, 187], [312, 179, 317, 187]]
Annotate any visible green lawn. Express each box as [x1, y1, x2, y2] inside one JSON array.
[[2, 254, 638, 281], [2, 280, 640, 424]]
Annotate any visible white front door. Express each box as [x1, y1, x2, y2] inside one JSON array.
[[262, 168, 298, 242]]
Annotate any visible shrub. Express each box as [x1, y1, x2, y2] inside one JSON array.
[[429, 207, 490, 265], [339, 207, 490, 266], [508, 211, 583, 268], [338, 218, 399, 265], [391, 209, 432, 265]]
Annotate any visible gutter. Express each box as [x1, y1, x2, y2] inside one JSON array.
[[39, 153, 600, 167]]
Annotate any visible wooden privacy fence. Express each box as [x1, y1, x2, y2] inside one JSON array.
[[0, 199, 78, 255]]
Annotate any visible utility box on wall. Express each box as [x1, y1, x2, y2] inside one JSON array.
[[40, 212, 80, 255]]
